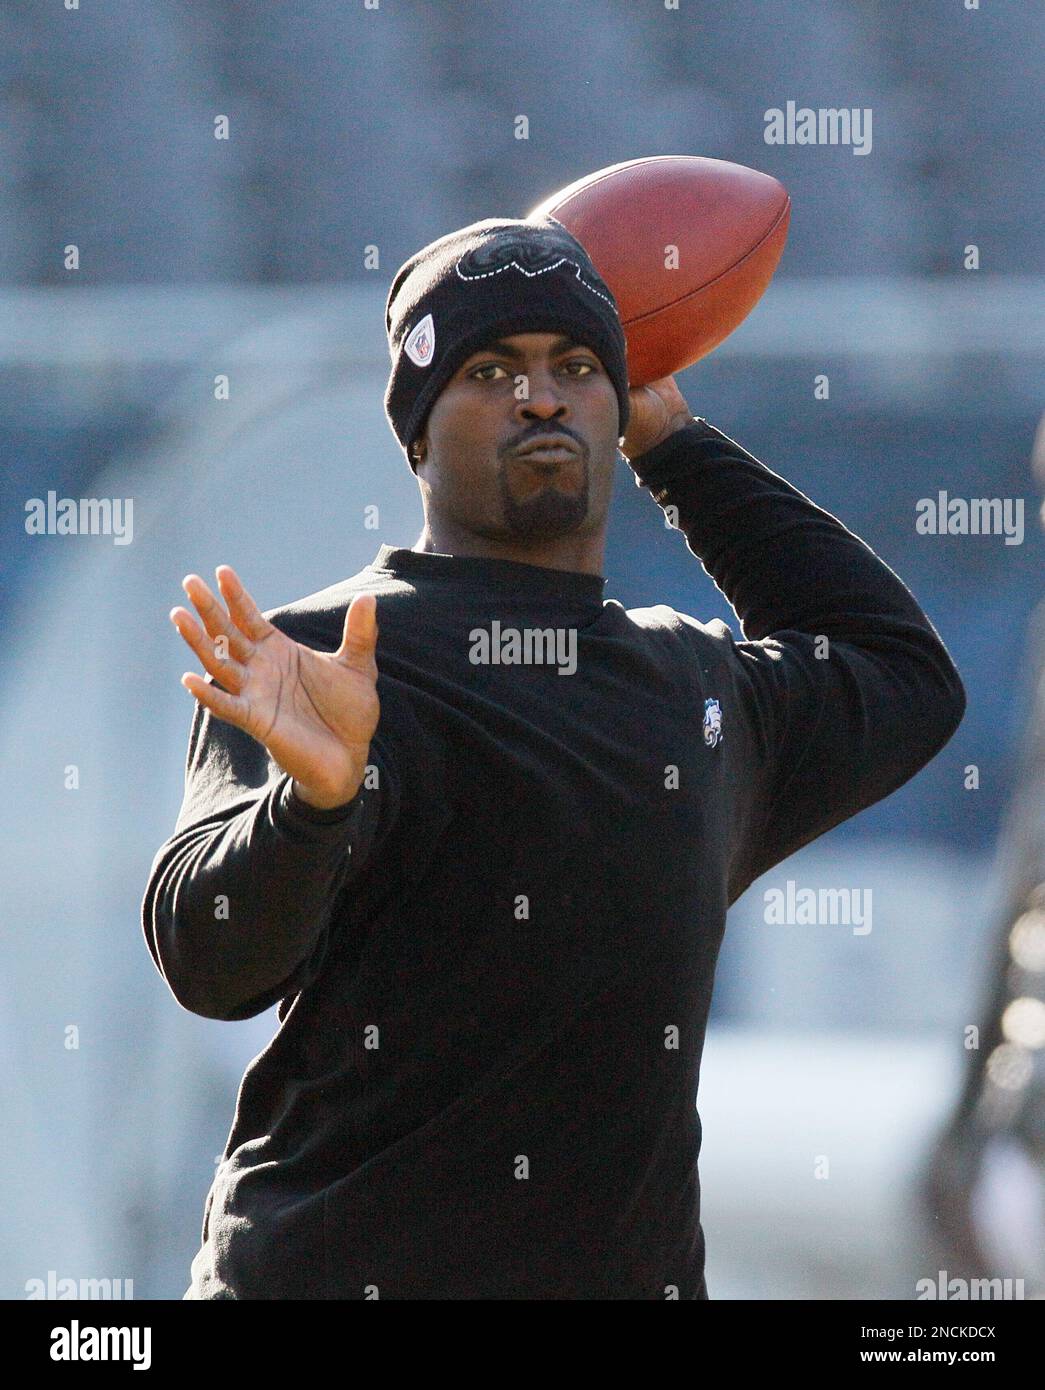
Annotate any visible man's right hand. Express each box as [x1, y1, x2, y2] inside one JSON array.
[[170, 565, 380, 811]]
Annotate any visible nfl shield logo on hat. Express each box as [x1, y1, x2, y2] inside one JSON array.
[[404, 313, 435, 367]]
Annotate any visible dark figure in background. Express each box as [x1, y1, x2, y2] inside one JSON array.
[[922, 414, 1045, 1298]]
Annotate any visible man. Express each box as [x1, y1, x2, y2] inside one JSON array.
[[143, 216, 966, 1299]]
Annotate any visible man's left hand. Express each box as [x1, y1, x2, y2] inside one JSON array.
[[619, 376, 694, 463]]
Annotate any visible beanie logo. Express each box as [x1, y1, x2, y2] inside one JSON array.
[[456, 226, 615, 308], [404, 313, 435, 367]]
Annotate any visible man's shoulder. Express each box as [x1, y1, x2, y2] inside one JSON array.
[[262, 567, 387, 644], [622, 601, 734, 649]]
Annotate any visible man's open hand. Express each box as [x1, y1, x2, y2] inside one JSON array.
[[619, 375, 693, 462], [170, 566, 380, 811]]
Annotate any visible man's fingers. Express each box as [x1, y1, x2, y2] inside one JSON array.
[[215, 566, 276, 644], [335, 593, 379, 669], [170, 607, 248, 691], [181, 573, 254, 662], [180, 671, 249, 726]]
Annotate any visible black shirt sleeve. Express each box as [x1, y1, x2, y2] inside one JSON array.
[[628, 418, 967, 902], [141, 677, 400, 1021]]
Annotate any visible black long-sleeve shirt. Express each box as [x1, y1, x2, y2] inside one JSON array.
[[142, 418, 966, 1300]]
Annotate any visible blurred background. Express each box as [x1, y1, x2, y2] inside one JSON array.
[[1, 0, 1042, 1300]]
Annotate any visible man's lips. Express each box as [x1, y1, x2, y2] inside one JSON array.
[[512, 447, 579, 465], [510, 435, 582, 465]]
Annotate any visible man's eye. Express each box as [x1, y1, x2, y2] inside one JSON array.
[[470, 359, 596, 381]]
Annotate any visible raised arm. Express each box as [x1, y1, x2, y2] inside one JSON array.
[[623, 384, 966, 901], [142, 567, 398, 1020]]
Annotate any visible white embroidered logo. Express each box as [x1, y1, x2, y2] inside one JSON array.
[[404, 313, 435, 367], [703, 697, 723, 748]]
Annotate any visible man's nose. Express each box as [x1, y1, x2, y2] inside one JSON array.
[[514, 365, 569, 419]]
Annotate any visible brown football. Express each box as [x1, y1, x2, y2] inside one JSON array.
[[528, 155, 791, 386]]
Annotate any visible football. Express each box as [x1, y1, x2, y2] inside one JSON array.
[[527, 155, 791, 386]]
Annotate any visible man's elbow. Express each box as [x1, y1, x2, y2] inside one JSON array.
[[144, 900, 256, 1022], [923, 650, 967, 754], [164, 972, 246, 1022], [155, 954, 276, 1021], [946, 667, 967, 735], [938, 643, 967, 728], [146, 933, 242, 1021]]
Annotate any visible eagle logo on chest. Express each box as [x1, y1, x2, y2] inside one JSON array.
[[703, 697, 724, 748]]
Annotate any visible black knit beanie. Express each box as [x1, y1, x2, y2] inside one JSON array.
[[383, 216, 631, 462]]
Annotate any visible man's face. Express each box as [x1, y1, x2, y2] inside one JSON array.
[[413, 332, 621, 544]]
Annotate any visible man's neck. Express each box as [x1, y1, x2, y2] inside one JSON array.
[[411, 526, 605, 577]]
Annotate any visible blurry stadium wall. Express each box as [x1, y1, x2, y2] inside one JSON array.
[[0, 278, 1041, 1297]]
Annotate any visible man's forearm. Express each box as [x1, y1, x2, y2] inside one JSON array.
[[629, 417, 963, 699], [142, 770, 385, 1020]]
